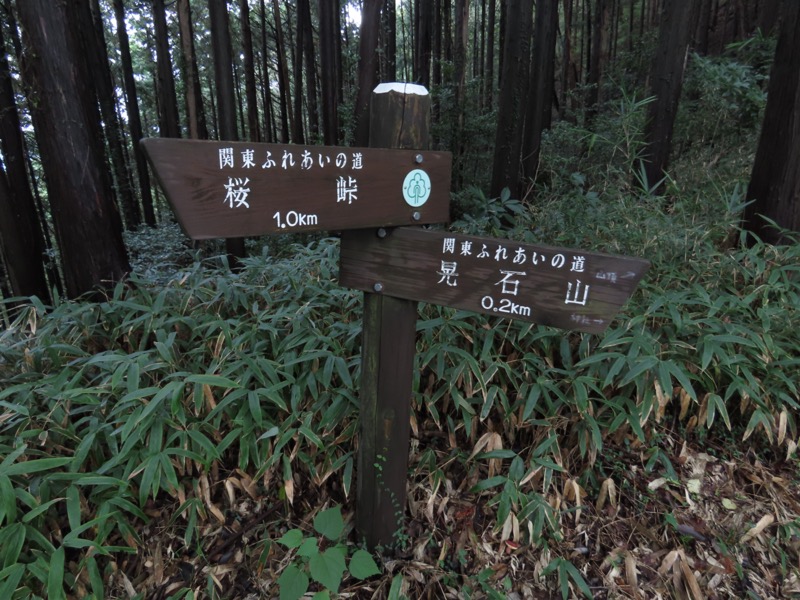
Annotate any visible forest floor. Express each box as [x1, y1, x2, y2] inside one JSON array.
[[108, 426, 800, 600]]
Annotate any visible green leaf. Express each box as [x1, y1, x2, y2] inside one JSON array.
[[314, 506, 344, 541], [47, 546, 66, 600], [470, 476, 507, 492], [349, 549, 380, 580], [277, 529, 304, 549], [277, 564, 309, 600], [185, 374, 240, 388], [297, 537, 319, 558], [312, 591, 331, 600], [561, 557, 593, 599], [388, 574, 404, 600], [309, 547, 346, 592], [0, 475, 16, 524], [87, 555, 104, 599], [0, 457, 72, 478], [0, 564, 25, 600], [66, 485, 81, 531]]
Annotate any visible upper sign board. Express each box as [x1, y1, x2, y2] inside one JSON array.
[[141, 139, 452, 239], [339, 228, 650, 333]]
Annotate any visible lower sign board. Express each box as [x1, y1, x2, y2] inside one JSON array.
[[141, 139, 452, 239], [339, 227, 650, 334]]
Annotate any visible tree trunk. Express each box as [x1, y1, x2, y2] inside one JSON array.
[[82, 0, 140, 230], [237, 0, 261, 142], [484, 0, 496, 109], [18, 0, 129, 298], [353, 0, 383, 146], [757, 0, 780, 36], [208, 0, 246, 260], [0, 23, 51, 301], [319, 0, 340, 145], [415, 0, 433, 86], [381, 0, 397, 81], [520, 0, 560, 193], [178, 0, 209, 140], [272, 0, 292, 143], [292, 0, 306, 144], [153, 0, 182, 139], [489, 0, 533, 197], [641, 0, 699, 190], [744, 1, 800, 244], [586, 0, 610, 122], [561, 0, 574, 117], [301, 0, 319, 140], [259, 0, 275, 142], [113, 0, 156, 225], [695, 0, 713, 55]]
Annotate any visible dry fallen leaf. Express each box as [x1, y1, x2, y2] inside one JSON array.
[[740, 513, 774, 544]]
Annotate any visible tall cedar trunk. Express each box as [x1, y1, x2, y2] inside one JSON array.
[[301, 0, 319, 140], [744, 1, 800, 244], [586, 0, 610, 122], [0, 23, 50, 301], [336, 1, 344, 116], [238, 0, 261, 142], [695, 0, 713, 54], [153, 0, 181, 138], [757, 0, 780, 35], [319, 0, 340, 145], [83, 0, 139, 230], [272, 0, 292, 143], [484, 0, 496, 109], [353, 0, 383, 146], [641, 0, 699, 189], [496, 0, 503, 81], [628, 0, 634, 51], [444, 0, 453, 64], [415, 0, 433, 86], [520, 0, 560, 193], [208, 0, 246, 260], [259, 0, 275, 142], [17, 0, 129, 299], [292, 0, 306, 143], [489, 0, 533, 197], [233, 60, 246, 137], [478, 0, 485, 101], [113, 0, 156, 225], [178, 0, 209, 140], [453, 0, 470, 184], [433, 0, 442, 88], [561, 0, 574, 117], [381, 0, 397, 81]]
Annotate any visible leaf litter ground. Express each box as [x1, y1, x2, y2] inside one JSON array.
[[107, 425, 800, 599]]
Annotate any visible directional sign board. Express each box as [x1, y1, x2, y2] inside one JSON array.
[[339, 227, 650, 334], [141, 139, 452, 239]]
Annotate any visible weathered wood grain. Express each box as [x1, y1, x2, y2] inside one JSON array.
[[350, 83, 429, 550]]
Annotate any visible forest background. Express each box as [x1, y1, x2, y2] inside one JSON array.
[[0, 0, 799, 598]]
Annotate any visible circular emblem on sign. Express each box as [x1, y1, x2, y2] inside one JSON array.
[[402, 169, 432, 207]]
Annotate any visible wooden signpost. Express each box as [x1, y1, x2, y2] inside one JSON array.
[[144, 82, 650, 552], [340, 227, 649, 334], [141, 138, 451, 239]]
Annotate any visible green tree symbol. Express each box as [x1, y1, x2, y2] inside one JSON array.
[[403, 170, 431, 206]]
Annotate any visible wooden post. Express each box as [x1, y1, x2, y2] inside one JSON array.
[[351, 83, 431, 549]]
